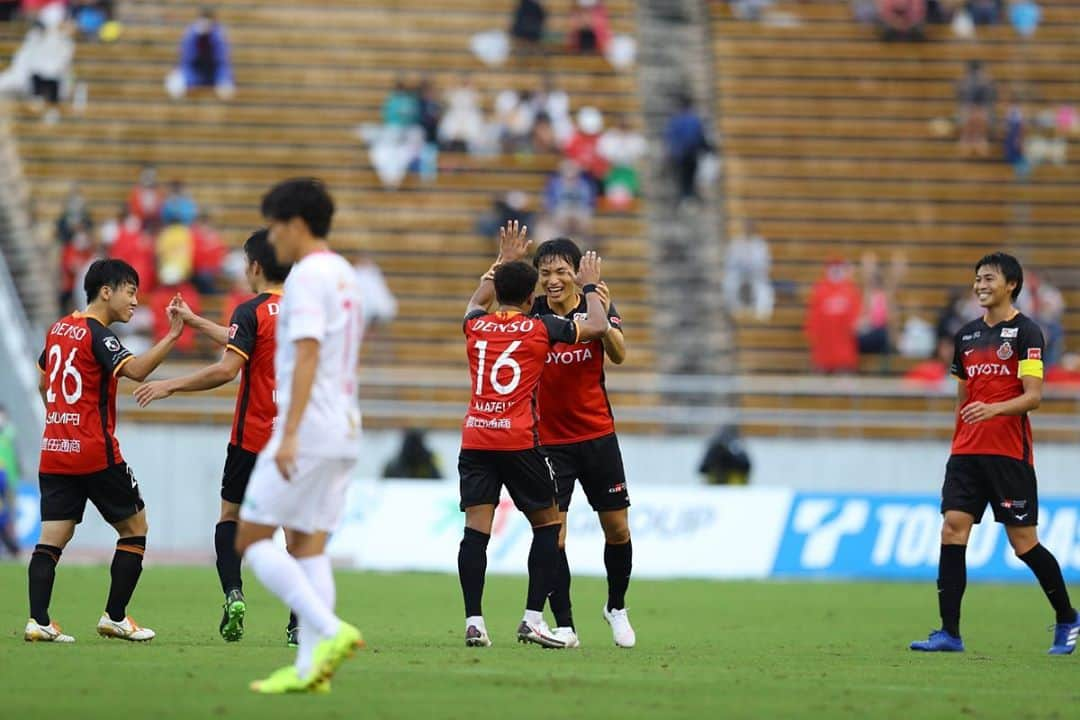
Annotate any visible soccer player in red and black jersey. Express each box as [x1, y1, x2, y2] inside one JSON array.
[[457, 223, 609, 648], [134, 229, 292, 643], [911, 252, 1080, 655], [25, 259, 184, 643], [529, 237, 634, 649]]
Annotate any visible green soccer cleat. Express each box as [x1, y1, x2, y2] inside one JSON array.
[[250, 665, 316, 695], [219, 589, 246, 642], [311, 622, 365, 681]]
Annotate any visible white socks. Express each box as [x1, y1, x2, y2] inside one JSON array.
[[523, 609, 544, 626], [244, 540, 341, 641], [466, 615, 486, 632], [295, 554, 337, 677]]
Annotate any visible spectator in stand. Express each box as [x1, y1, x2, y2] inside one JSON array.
[[564, 106, 608, 193], [109, 211, 157, 292], [723, 220, 774, 321], [0, 3, 74, 124], [191, 213, 226, 294], [382, 429, 443, 480], [1018, 270, 1066, 366], [544, 159, 595, 238], [1008, 0, 1040, 37], [857, 252, 905, 359], [353, 255, 398, 331], [956, 60, 996, 157], [493, 88, 536, 153], [370, 78, 425, 188], [171, 7, 234, 100], [534, 75, 574, 146], [59, 222, 97, 312], [383, 76, 420, 128], [665, 94, 710, 204], [438, 75, 485, 153], [127, 165, 165, 223], [876, 0, 927, 39], [55, 183, 92, 245], [476, 190, 535, 239], [510, 0, 546, 50], [568, 0, 612, 55], [597, 114, 646, 209], [804, 258, 862, 374], [161, 180, 199, 226], [968, 0, 1003, 25], [935, 288, 980, 343], [157, 222, 195, 288], [98, 205, 125, 249], [416, 77, 441, 182], [903, 336, 955, 386]]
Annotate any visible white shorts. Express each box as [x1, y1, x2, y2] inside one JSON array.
[[240, 452, 356, 534]]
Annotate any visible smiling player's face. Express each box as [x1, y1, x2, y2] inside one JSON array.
[[107, 282, 138, 323], [538, 256, 577, 306], [973, 265, 1015, 310]]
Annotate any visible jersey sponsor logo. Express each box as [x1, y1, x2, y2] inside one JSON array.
[[470, 317, 536, 334], [997, 342, 1014, 360], [1027, 348, 1042, 361], [1001, 327, 1019, 339], [465, 415, 512, 430], [962, 331, 981, 341], [45, 411, 81, 426], [41, 438, 82, 453], [573, 312, 588, 323], [49, 321, 88, 341], [103, 336, 121, 352], [967, 362, 1012, 376], [228, 323, 238, 339], [547, 347, 595, 365]]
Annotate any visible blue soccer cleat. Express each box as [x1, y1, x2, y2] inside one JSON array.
[[1048, 616, 1080, 655], [910, 629, 964, 652]]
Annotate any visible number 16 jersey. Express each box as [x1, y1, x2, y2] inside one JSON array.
[[38, 312, 134, 475], [461, 309, 578, 451]]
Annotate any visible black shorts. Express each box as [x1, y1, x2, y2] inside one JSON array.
[[942, 454, 1038, 526], [458, 448, 557, 513], [221, 444, 257, 504], [544, 433, 630, 512], [39, 463, 144, 525]]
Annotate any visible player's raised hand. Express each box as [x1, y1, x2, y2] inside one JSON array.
[[496, 220, 531, 264], [595, 281, 612, 313], [133, 380, 173, 408], [165, 299, 184, 340], [169, 293, 196, 324], [578, 251, 602, 286]]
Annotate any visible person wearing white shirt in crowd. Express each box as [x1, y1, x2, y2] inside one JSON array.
[[723, 219, 774, 321]]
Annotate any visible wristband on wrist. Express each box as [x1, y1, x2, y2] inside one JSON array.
[[582, 283, 599, 294]]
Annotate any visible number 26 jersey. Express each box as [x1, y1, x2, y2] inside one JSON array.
[[38, 312, 134, 475], [461, 309, 578, 451]]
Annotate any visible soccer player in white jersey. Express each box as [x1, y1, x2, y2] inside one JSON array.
[[235, 178, 365, 694]]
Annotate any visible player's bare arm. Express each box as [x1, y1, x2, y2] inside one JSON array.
[[133, 350, 245, 408], [961, 375, 1042, 424], [275, 338, 320, 479], [170, 294, 229, 346], [117, 304, 185, 382], [595, 282, 626, 365], [574, 252, 611, 342], [467, 220, 531, 314]]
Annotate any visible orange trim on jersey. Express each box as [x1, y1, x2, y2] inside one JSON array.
[[496, 310, 522, 319], [225, 344, 250, 361], [112, 355, 134, 378], [265, 289, 283, 296], [37, 363, 46, 374], [116, 544, 145, 556], [570, 321, 581, 345]]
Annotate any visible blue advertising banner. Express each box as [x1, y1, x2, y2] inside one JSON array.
[[774, 492, 1080, 581]]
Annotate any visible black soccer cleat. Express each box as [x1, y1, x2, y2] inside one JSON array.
[[286, 623, 299, 648], [219, 589, 246, 642]]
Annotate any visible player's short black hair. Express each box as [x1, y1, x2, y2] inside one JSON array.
[[494, 261, 539, 307], [84, 258, 139, 304], [533, 237, 582, 272], [975, 252, 1023, 301], [260, 177, 334, 238], [244, 228, 292, 284]]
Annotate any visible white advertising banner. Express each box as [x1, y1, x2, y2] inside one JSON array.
[[328, 481, 792, 579]]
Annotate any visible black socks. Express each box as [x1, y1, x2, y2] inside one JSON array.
[[1019, 543, 1078, 624], [605, 540, 632, 611], [937, 544, 966, 638], [28, 544, 62, 626], [549, 547, 574, 629], [526, 524, 560, 612], [105, 536, 146, 622], [214, 521, 242, 594], [458, 527, 490, 617]]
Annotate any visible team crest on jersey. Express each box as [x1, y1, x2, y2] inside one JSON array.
[[229, 323, 238, 339], [997, 341, 1014, 360], [103, 336, 121, 352]]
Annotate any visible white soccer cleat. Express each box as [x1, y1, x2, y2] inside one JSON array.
[[465, 624, 492, 647], [603, 606, 636, 648], [551, 626, 581, 648], [97, 614, 155, 642], [516, 619, 565, 649], [24, 619, 75, 643]]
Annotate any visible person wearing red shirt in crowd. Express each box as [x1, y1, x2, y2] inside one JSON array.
[[134, 230, 293, 645], [127, 166, 165, 224], [903, 337, 952, 386], [109, 212, 157, 294], [150, 278, 201, 353], [567, 0, 612, 55], [59, 225, 97, 312], [192, 214, 227, 294], [804, 258, 861, 374], [563, 107, 608, 191], [529, 237, 633, 649], [456, 222, 608, 649], [911, 252, 1080, 655], [25, 259, 183, 644]]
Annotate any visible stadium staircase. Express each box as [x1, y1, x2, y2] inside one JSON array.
[[707, 0, 1080, 441]]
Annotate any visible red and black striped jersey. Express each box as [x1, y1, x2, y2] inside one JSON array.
[[460, 309, 578, 451], [38, 313, 134, 475], [950, 313, 1044, 464], [530, 295, 622, 445], [226, 291, 280, 453]]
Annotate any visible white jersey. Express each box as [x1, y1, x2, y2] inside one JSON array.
[[272, 249, 363, 459]]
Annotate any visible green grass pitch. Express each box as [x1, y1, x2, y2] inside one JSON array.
[[2, 563, 1078, 719]]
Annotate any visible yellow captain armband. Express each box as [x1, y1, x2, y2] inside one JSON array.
[[1018, 358, 1044, 379]]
